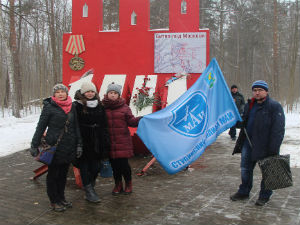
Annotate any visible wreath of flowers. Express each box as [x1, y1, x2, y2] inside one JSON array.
[[132, 75, 160, 112]]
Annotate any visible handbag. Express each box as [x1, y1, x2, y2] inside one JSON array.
[[99, 160, 113, 178], [35, 116, 70, 165], [258, 154, 293, 190], [35, 142, 56, 165]]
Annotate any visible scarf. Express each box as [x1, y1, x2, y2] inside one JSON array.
[[77, 99, 98, 108], [51, 96, 72, 114]]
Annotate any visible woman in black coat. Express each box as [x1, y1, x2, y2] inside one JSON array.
[[74, 82, 110, 203], [30, 84, 82, 212]]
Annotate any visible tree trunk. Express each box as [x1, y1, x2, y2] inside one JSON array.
[[288, 0, 299, 110], [219, 0, 225, 69], [0, 1, 20, 117], [46, 0, 59, 85], [9, 0, 23, 113], [17, 0, 23, 108], [272, 0, 279, 99], [235, 17, 240, 84]]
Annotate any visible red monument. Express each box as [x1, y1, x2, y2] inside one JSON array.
[[33, 0, 210, 182], [62, 0, 209, 103]]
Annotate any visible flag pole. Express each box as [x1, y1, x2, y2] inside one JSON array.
[[137, 157, 156, 176]]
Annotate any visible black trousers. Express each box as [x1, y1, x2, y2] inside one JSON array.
[[46, 163, 69, 204], [79, 159, 101, 186], [110, 158, 131, 183]]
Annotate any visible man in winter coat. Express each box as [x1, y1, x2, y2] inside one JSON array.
[[230, 80, 285, 206], [229, 85, 245, 140]]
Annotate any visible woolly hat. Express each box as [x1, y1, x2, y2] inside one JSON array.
[[80, 82, 97, 94], [252, 80, 268, 91], [52, 84, 68, 96], [107, 82, 122, 95], [231, 84, 238, 89]]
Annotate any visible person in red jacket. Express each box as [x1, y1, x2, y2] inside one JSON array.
[[102, 82, 142, 195]]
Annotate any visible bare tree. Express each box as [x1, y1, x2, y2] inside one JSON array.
[[46, 0, 60, 84], [103, 0, 119, 30], [0, 0, 299, 116], [272, 0, 280, 99], [0, 0, 19, 117], [219, 0, 225, 69], [9, 0, 23, 111], [287, 0, 299, 110]]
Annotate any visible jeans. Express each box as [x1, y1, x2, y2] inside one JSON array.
[[238, 142, 272, 199], [79, 159, 101, 186]]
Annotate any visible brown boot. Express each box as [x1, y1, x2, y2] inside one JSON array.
[[112, 181, 123, 195], [124, 180, 132, 195]]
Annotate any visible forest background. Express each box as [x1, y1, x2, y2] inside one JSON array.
[[0, 0, 299, 118]]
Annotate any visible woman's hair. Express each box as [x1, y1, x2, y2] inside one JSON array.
[[74, 90, 102, 113]]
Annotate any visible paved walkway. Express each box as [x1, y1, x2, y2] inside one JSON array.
[[0, 134, 299, 225]]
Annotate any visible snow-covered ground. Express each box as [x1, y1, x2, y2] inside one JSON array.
[[280, 111, 300, 167], [0, 109, 299, 167]]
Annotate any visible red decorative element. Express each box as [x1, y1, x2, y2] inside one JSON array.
[[32, 165, 83, 188], [137, 157, 157, 176], [73, 167, 83, 188], [63, 0, 209, 96], [62, 0, 209, 158], [65, 35, 86, 55], [32, 164, 48, 180]]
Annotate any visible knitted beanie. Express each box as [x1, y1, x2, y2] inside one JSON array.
[[231, 84, 238, 89], [80, 82, 97, 94], [52, 84, 69, 96], [106, 82, 122, 95], [252, 80, 268, 91]]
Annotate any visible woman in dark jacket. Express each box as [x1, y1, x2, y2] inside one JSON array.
[[74, 81, 110, 203], [102, 82, 142, 195], [30, 84, 82, 212]]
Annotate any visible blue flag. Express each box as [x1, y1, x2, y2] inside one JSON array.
[[137, 58, 242, 174]]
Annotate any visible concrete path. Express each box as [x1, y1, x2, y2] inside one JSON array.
[[0, 134, 299, 225]]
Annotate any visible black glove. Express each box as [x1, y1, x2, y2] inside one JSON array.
[[76, 146, 83, 158], [30, 147, 39, 157]]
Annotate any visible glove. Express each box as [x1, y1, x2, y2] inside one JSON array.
[[76, 146, 83, 158], [30, 147, 39, 157]]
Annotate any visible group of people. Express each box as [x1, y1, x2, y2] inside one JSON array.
[[30, 79, 285, 212], [30, 81, 141, 212]]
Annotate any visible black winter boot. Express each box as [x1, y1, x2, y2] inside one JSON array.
[[84, 184, 100, 203]]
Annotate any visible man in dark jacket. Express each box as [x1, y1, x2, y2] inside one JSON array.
[[229, 85, 245, 140], [230, 80, 285, 206]]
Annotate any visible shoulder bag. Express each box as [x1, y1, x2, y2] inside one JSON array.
[[36, 115, 70, 165]]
